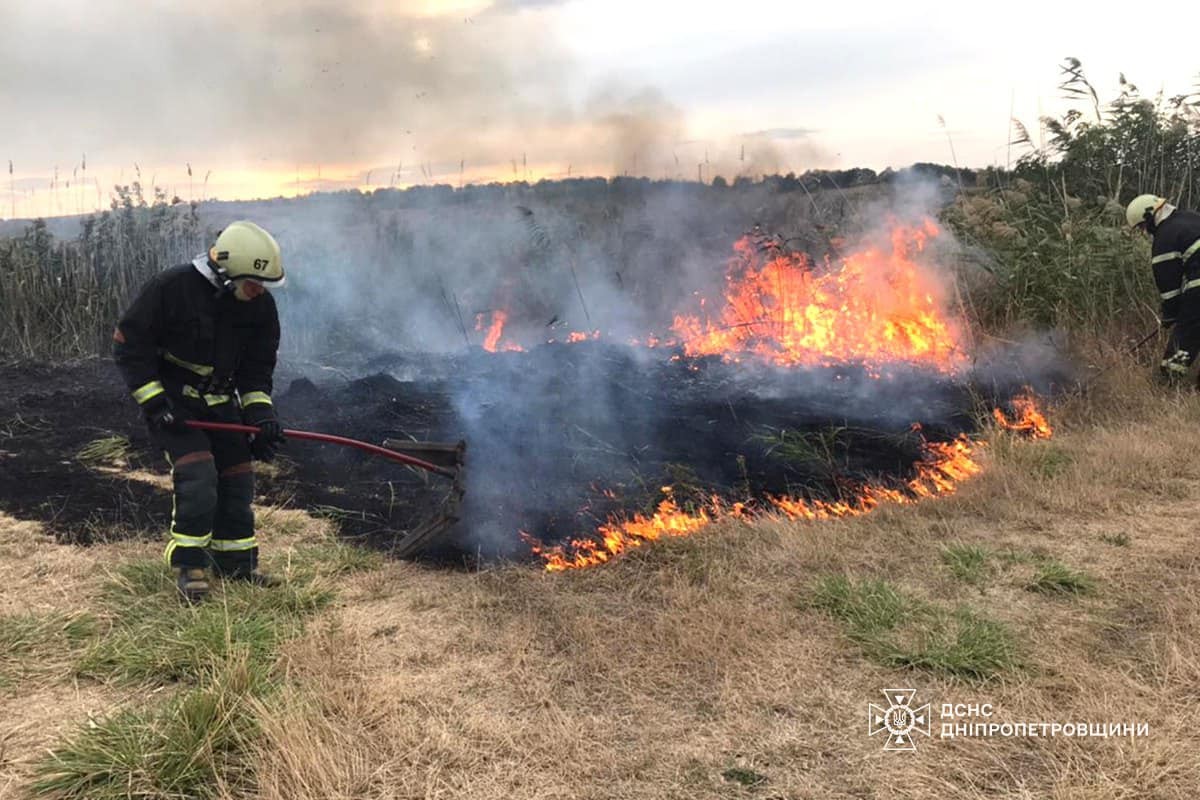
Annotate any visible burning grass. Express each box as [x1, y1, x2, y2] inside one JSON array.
[[672, 221, 967, 371], [501, 221, 1058, 572], [528, 424, 1000, 572]]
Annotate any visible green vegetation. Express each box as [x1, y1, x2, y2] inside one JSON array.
[[30, 544, 378, 800], [936, 543, 1098, 599], [0, 611, 96, 689], [805, 575, 1021, 680], [285, 539, 386, 579], [1018, 443, 1075, 480], [939, 542, 991, 584], [33, 656, 264, 800], [947, 58, 1198, 332], [1027, 560, 1097, 596], [757, 426, 847, 467], [75, 561, 331, 684], [0, 184, 203, 360]]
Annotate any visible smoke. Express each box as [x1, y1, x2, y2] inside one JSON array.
[[584, 86, 685, 177], [231, 173, 1067, 558], [0, 0, 704, 185]]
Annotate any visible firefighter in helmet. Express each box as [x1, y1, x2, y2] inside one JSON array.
[[113, 221, 287, 602], [1127, 194, 1200, 382]]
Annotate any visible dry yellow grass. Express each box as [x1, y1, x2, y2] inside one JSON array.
[[4, 362, 1200, 798], [0, 517, 140, 799], [241, 365, 1200, 799]]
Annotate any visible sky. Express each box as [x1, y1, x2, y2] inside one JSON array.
[[1, 0, 1196, 218]]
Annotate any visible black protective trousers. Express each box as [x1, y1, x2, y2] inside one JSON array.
[[152, 395, 258, 574], [1162, 290, 1200, 383]]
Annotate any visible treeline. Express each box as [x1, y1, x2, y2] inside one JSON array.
[[334, 162, 974, 207]]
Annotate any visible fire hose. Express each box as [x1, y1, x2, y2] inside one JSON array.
[[184, 420, 456, 478]]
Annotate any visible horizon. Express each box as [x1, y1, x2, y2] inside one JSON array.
[[1, 162, 969, 225]]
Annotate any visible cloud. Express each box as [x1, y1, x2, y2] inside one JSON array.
[[0, 1, 580, 168], [0, 0, 704, 183]]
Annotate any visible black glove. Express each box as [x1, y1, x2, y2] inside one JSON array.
[[143, 394, 189, 434], [242, 404, 285, 462]]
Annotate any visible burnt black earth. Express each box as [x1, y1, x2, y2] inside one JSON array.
[[0, 345, 1067, 564]]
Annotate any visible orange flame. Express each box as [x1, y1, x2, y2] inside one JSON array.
[[529, 396, 1053, 572], [475, 310, 524, 352], [769, 435, 981, 519], [992, 390, 1053, 439], [671, 221, 965, 371], [530, 434, 981, 572], [524, 490, 722, 572]]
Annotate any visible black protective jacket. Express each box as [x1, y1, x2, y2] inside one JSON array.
[[113, 261, 280, 412], [1151, 209, 1200, 323]]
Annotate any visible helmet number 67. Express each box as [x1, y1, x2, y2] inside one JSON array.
[[253, 259, 270, 270]]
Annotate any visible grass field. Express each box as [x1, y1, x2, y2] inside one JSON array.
[[2, 354, 1197, 799]]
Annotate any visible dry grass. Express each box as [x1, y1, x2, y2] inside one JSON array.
[[4, 361, 1200, 798], [237, 362, 1200, 799]]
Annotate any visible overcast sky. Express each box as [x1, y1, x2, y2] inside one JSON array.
[[2, 0, 1196, 217]]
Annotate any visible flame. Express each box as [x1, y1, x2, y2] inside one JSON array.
[[529, 434, 981, 572], [769, 435, 981, 519], [475, 223, 1052, 572], [475, 310, 524, 352], [524, 490, 723, 572], [529, 395, 1053, 572], [671, 221, 965, 371], [992, 390, 1053, 439]]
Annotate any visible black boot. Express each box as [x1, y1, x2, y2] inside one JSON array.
[[174, 567, 210, 604]]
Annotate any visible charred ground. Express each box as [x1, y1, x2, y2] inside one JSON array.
[[0, 345, 1067, 563]]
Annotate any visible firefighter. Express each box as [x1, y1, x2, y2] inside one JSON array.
[[113, 221, 287, 603], [1127, 194, 1200, 382]]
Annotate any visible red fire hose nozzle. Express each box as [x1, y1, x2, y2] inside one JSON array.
[[184, 420, 456, 478]]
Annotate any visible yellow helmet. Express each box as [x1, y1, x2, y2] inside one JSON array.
[[1125, 194, 1165, 229], [209, 221, 284, 286]]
